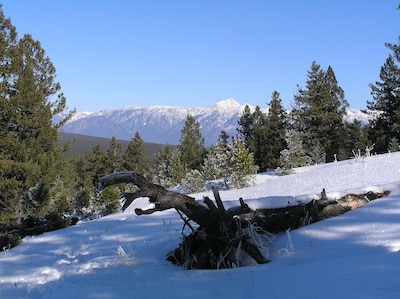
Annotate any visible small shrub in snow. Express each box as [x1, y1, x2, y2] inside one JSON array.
[[280, 130, 311, 173], [181, 169, 205, 193], [95, 185, 121, 216]]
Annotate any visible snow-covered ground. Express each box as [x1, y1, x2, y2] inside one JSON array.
[[1, 152, 400, 298]]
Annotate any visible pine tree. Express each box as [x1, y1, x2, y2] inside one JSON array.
[[153, 145, 184, 188], [85, 144, 108, 186], [367, 41, 400, 153], [179, 115, 205, 171], [292, 61, 348, 162], [122, 131, 151, 176], [280, 130, 311, 172], [71, 155, 92, 213], [388, 137, 400, 152], [237, 105, 269, 171], [229, 138, 259, 188], [106, 137, 123, 173], [85, 138, 123, 216], [0, 7, 73, 224], [342, 119, 371, 157], [203, 140, 231, 189], [203, 136, 258, 189], [170, 147, 185, 184], [181, 169, 205, 193], [237, 105, 253, 145], [218, 130, 230, 147], [265, 91, 287, 169], [96, 185, 121, 216], [308, 141, 326, 165]]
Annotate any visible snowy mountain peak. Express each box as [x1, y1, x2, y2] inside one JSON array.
[[61, 99, 246, 145], [60, 99, 370, 146], [214, 98, 241, 108]]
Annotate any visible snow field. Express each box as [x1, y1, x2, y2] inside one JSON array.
[[1, 152, 400, 298]]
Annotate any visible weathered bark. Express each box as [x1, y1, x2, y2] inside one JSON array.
[[250, 189, 390, 233], [99, 171, 268, 268], [99, 171, 250, 233]]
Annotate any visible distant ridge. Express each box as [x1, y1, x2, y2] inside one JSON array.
[[59, 99, 372, 146], [60, 99, 248, 146], [57, 132, 164, 163]]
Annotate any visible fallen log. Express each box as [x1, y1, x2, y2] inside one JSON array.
[[99, 171, 267, 269], [99, 171, 249, 233], [99, 172, 390, 269]]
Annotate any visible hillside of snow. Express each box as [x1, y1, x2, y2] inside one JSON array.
[[1, 152, 400, 298]]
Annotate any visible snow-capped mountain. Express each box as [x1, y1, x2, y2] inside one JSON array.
[[60, 99, 249, 146], [59, 99, 371, 146], [344, 108, 373, 125]]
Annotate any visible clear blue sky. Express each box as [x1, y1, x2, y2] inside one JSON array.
[[1, 1, 399, 112]]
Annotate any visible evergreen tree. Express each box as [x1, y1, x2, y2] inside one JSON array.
[[71, 155, 92, 213], [85, 138, 123, 216], [106, 137, 123, 173], [229, 138, 259, 188], [236, 105, 254, 145], [203, 140, 231, 189], [292, 61, 348, 161], [122, 131, 151, 176], [85, 144, 107, 186], [342, 119, 371, 157], [237, 105, 269, 171], [179, 115, 205, 171], [265, 91, 287, 169], [280, 130, 311, 172], [0, 7, 73, 224], [367, 42, 400, 153], [203, 137, 258, 189], [170, 147, 185, 184], [308, 141, 326, 165], [181, 169, 205, 193], [388, 137, 400, 152], [96, 185, 121, 216], [218, 130, 230, 147], [153, 145, 184, 188], [46, 150, 78, 215]]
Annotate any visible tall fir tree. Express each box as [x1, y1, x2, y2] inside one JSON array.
[[237, 105, 269, 171], [0, 7, 73, 224], [292, 61, 348, 162], [106, 137, 123, 173], [367, 46, 400, 153], [343, 119, 371, 157], [122, 131, 151, 177], [85, 144, 107, 186], [179, 115, 205, 171], [70, 154, 92, 213], [265, 91, 287, 169], [236, 105, 253, 146]]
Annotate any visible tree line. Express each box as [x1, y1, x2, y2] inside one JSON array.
[[0, 5, 399, 246]]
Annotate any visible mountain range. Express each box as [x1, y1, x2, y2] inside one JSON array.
[[59, 98, 371, 146]]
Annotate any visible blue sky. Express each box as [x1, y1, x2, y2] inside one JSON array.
[[1, 1, 399, 112]]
